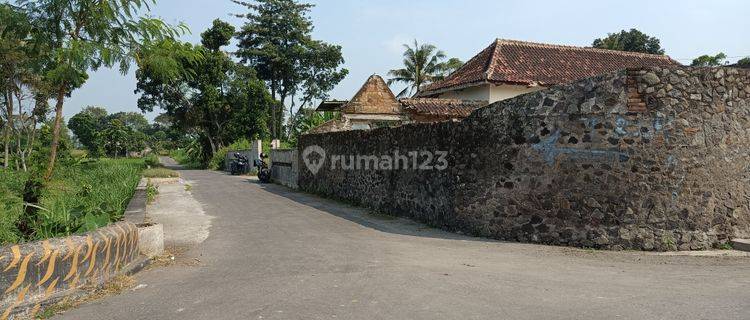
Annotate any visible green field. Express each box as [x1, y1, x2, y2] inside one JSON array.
[[0, 158, 144, 244]]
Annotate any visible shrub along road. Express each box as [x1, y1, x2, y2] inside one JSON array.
[[57, 161, 750, 320]]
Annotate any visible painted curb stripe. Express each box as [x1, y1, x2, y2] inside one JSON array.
[[36, 241, 52, 267], [37, 250, 59, 286], [63, 245, 81, 281], [63, 238, 76, 260], [84, 242, 99, 277], [3, 246, 20, 272], [81, 236, 94, 263], [4, 254, 33, 294]]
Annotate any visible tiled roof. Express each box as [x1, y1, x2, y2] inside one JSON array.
[[316, 100, 348, 112], [342, 75, 402, 115], [419, 39, 681, 96], [400, 98, 487, 118]]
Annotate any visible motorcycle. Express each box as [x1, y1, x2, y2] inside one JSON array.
[[254, 153, 271, 183], [230, 153, 249, 175]]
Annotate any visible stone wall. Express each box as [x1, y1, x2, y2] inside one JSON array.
[[298, 66, 750, 251], [224, 140, 262, 173], [270, 149, 299, 189]]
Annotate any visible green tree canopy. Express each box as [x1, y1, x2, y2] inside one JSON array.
[[592, 29, 665, 55], [68, 111, 101, 155], [234, 0, 348, 139], [68, 107, 154, 157], [201, 19, 235, 51], [737, 57, 750, 68], [136, 20, 274, 157], [387, 40, 464, 97], [691, 53, 728, 67], [16, 0, 186, 179]]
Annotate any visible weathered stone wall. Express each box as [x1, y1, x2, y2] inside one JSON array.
[[298, 66, 750, 251], [270, 149, 299, 189]]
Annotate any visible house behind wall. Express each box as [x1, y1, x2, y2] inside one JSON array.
[[418, 39, 681, 104]]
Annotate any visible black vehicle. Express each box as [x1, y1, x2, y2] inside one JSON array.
[[230, 152, 249, 175], [254, 153, 271, 183]]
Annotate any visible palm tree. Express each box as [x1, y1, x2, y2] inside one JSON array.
[[387, 40, 463, 97]]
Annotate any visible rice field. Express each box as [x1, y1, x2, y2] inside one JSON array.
[[0, 158, 144, 244]]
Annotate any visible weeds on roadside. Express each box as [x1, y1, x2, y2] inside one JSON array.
[[0, 158, 144, 244], [718, 243, 733, 250], [34, 275, 136, 319], [142, 168, 179, 178], [146, 180, 159, 204]]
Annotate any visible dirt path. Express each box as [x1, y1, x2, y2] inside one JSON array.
[[56, 161, 750, 320]]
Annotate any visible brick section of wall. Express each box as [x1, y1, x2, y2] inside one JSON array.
[[626, 69, 648, 112], [299, 66, 750, 251]]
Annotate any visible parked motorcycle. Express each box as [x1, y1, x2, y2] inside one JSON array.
[[230, 153, 249, 175], [254, 153, 271, 183]]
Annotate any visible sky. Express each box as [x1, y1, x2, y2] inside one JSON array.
[[64, 0, 750, 121]]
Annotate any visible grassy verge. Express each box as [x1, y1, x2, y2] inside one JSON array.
[[0, 158, 145, 244], [142, 168, 179, 178]]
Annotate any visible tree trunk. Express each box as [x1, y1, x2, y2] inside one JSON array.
[[15, 90, 23, 171], [44, 86, 66, 181], [207, 134, 216, 155], [22, 117, 36, 172], [269, 81, 276, 140], [3, 90, 13, 168]]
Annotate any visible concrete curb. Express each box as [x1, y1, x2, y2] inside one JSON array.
[[731, 239, 750, 252], [0, 222, 141, 319], [0, 173, 165, 319]]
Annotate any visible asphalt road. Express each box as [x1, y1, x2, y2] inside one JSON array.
[[57, 163, 750, 320]]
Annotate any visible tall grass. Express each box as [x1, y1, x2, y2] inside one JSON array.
[[0, 158, 145, 244], [169, 149, 204, 169]]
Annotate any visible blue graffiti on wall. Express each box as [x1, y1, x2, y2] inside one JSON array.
[[531, 130, 629, 165]]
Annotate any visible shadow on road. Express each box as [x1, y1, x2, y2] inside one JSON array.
[[249, 179, 501, 243]]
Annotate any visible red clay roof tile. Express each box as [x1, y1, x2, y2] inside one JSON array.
[[419, 39, 681, 96], [400, 98, 487, 117]]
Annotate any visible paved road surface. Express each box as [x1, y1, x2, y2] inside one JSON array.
[[57, 161, 750, 320]]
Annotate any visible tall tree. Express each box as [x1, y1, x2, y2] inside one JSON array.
[[17, 0, 185, 180], [737, 57, 750, 68], [68, 111, 101, 154], [0, 3, 33, 168], [233, 0, 347, 140], [592, 29, 665, 55], [136, 20, 274, 156], [691, 53, 728, 67], [387, 40, 463, 97]]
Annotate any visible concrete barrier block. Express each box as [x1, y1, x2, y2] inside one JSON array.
[[137, 223, 164, 258]]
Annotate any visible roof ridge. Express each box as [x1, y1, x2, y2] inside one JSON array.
[[486, 39, 508, 81], [494, 38, 676, 60]]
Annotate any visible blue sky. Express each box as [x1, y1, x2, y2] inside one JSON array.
[[65, 0, 750, 121]]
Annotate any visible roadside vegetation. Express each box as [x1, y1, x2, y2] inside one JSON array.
[[0, 158, 144, 244], [143, 168, 179, 178]]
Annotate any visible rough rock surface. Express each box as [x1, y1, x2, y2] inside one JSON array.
[[299, 66, 750, 251]]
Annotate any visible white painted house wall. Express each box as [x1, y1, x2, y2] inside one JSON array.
[[436, 84, 544, 104], [489, 84, 544, 103], [436, 85, 490, 101]]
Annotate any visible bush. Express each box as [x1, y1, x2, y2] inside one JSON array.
[[0, 169, 28, 243], [169, 148, 204, 169], [144, 153, 161, 167]]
